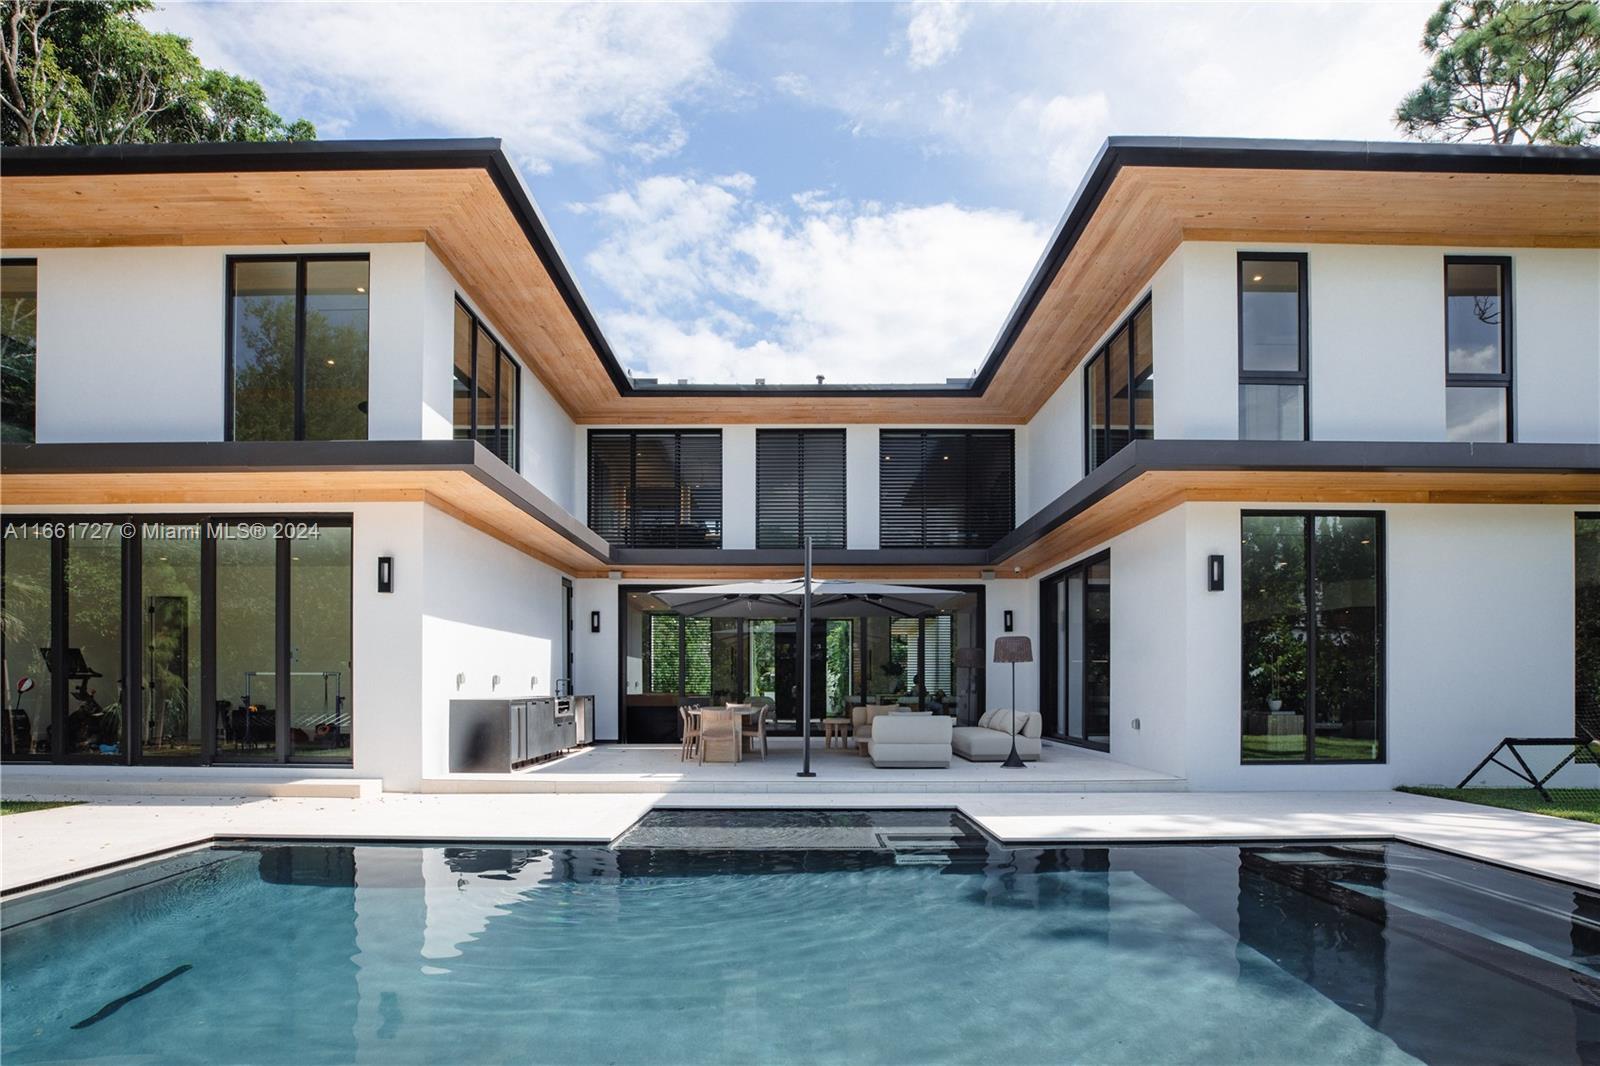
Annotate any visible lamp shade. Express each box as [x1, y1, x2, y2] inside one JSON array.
[[953, 647, 982, 669], [993, 635, 1032, 664]]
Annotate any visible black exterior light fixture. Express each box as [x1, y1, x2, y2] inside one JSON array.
[[1207, 555, 1225, 592], [377, 556, 394, 593], [590, 610, 602, 633], [1003, 610, 1014, 632]]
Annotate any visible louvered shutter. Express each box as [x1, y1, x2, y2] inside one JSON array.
[[879, 430, 1013, 548], [757, 429, 845, 548]]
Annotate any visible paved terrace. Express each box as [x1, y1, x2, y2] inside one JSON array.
[[2, 787, 1595, 896]]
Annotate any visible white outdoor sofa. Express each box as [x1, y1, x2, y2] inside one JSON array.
[[867, 712, 953, 768], [951, 708, 1042, 762]]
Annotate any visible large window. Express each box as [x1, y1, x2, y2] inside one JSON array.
[[1444, 257, 1513, 443], [1242, 512, 1383, 763], [1, 515, 353, 765], [452, 299, 521, 469], [879, 430, 1014, 548], [756, 429, 846, 549], [1, 259, 37, 444], [588, 431, 722, 548], [1578, 515, 1600, 741], [228, 255, 369, 441], [1239, 253, 1308, 441], [1084, 297, 1154, 474], [1039, 552, 1111, 750]]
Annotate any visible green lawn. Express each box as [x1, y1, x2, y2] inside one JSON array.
[[0, 800, 83, 816], [1397, 786, 1600, 825]]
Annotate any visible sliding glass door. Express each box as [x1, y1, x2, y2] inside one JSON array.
[[1039, 552, 1111, 750], [0, 515, 353, 766]]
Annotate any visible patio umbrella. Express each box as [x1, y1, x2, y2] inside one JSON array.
[[652, 569, 970, 777], [652, 578, 969, 619]]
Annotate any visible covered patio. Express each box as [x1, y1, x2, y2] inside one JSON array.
[[423, 737, 1184, 794]]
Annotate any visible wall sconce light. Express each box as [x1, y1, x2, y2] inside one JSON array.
[[590, 610, 602, 633], [491, 674, 501, 690], [1003, 610, 1014, 633], [1207, 554, 1225, 592], [377, 556, 394, 594]]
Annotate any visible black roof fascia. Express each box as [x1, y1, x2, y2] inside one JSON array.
[[9, 137, 1594, 402]]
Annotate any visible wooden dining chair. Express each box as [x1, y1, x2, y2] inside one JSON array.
[[678, 705, 702, 762], [697, 708, 742, 765]]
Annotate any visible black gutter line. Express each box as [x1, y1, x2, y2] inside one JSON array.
[[7, 136, 1595, 401]]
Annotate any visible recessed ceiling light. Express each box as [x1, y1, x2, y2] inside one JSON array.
[[326, 359, 336, 366], [355, 286, 366, 293], [1251, 274, 1263, 283]]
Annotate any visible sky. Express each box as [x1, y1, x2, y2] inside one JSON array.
[[145, 1, 1436, 386]]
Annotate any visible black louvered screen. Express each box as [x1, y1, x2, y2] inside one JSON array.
[[879, 430, 1014, 548], [756, 429, 846, 548], [587, 430, 722, 547]]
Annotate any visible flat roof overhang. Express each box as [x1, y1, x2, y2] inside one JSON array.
[[3, 440, 1594, 581], [4, 137, 1595, 425], [0, 440, 614, 577]]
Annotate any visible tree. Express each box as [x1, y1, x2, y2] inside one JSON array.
[[2, 0, 314, 146], [1396, 0, 1600, 145]]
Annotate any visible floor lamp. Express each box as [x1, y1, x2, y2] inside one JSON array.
[[992, 636, 1032, 769]]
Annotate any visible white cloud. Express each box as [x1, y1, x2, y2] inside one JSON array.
[[578, 175, 1047, 385], [142, 2, 736, 173], [904, 2, 971, 69]]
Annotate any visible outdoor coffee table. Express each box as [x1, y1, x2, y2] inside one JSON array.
[[822, 718, 853, 748]]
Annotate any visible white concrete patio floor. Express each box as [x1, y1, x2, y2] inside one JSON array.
[[423, 737, 1184, 793], [2, 787, 1595, 895]]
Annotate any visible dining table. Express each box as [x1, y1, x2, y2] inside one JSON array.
[[687, 705, 763, 763]]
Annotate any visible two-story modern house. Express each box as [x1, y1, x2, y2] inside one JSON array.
[[1, 136, 1596, 793]]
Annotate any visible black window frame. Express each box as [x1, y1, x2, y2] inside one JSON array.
[[0, 512, 354, 768], [453, 296, 523, 471], [878, 429, 1015, 549], [1237, 251, 1311, 441], [1082, 294, 1154, 475], [1, 256, 39, 446], [224, 253, 371, 442], [1577, 512, 1600, 741], [1240, 509, 1386, 766], [1443, 255, 1514, 443], [586, 429, 724, 548], [756, 428, 847, 549], [1037, 549, 1112, 752]]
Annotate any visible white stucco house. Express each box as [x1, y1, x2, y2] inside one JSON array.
[[1, 136, 1596, 793]]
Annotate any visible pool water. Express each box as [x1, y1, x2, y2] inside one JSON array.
[[2, 810, 1597, 1065]]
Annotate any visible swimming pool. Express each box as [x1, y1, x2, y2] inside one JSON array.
[[2, 810, 1596, 1064]]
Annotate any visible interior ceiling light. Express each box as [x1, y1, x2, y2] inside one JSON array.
[[1252, 274, 1263, 282]]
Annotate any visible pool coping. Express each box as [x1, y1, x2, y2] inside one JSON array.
[[3, 792, 1596, 899]]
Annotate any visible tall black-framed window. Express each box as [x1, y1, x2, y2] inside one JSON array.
[[588, 430, 722, 548], [756, 429, 846, 548], [0, 514, 353, 767], [1083, 296, 1154, 474], [453, 297, 521, 469], [1241, 511, 1383, 764], [879, 430, 1014, 548], [1, 258, 38, 444], [1038, 551, 1111, 751], [226, 254, 369, 442], [1577, 514, 1600, 741], [1238, 253, 1309, 441], [1444, 256, 1513, 443]]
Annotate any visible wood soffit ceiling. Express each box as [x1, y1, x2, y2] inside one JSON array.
[[3, 144, 1596, 426]]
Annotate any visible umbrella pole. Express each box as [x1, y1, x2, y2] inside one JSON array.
[[797, 536, 816, 778]]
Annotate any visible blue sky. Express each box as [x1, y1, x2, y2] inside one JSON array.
[[147, 2, 1434, 385]]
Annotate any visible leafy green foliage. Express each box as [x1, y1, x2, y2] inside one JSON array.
[[1396, 0, 1600, 144], [3, 0, 316, 146]]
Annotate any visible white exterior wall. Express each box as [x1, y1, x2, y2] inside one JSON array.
[[26, 244, 432, 444], [845, 427, 880, 549], [418, 505, 567, 783], [1069, 501, 1592, 790]]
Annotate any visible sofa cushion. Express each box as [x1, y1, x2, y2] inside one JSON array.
[[952, 726, 1041, 762], [977, 707, 1001, 730]]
